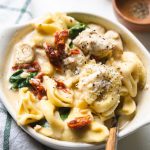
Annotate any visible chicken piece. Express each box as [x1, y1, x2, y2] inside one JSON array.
[[15, 43, 35, 64], [63, 49, 86, 70], [88, 24, 105, 35], [73, 28, 113, 58], [104, 30, 123, 56], [107, 51, 146, 97]]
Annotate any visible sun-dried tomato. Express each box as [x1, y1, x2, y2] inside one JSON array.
[[35, 72, 45, 82], [44, 44, 63, 68], [55, 80, 66, 90], [12, 61, 40, 72], [55, 80, 69, 93], [55, 30, 69, 50], [28, 62, 41, 72], [67, 115, 92, 129], [44, 30, 68, 68], [29, 78, 46, 100], [70, 49, 80, 55]]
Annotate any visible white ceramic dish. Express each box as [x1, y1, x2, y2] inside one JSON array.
[[0, 12, 150, 150]]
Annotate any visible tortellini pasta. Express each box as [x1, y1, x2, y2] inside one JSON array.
[[36, 100, 64, 139], [35, 12, 78, 35], [54, 12, 78, 28], [43, 76, 73, 107], [32, 31, 55, 47], [35, 49, 54, 75], [17, 88, 43, 125], [118, 96, 136, 116], [77, 61, 121, 114], [62, 108, 109, 142], [107, 51, 146, 97], [8, 13, 146, 143]]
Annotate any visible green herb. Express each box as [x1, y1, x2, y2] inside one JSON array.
[[69, 41, 73, 48], [58, 107, 70, 121], [9, 70, 37, 90], [69, 23, 86, 39], [9, 70, 24, 83], [30, 119, 50, 128]]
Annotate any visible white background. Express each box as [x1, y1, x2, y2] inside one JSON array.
[[32, 0, 150, 149]]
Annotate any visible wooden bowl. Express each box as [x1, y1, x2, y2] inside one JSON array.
[[113, 0, 150, 31]]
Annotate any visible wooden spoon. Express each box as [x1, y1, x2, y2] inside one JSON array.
[[105, 116, 119, 150]]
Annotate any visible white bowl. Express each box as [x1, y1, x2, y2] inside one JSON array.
[[0, 12, 150, 150]]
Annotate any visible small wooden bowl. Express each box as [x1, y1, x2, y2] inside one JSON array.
[[112, 0, 150, 31]]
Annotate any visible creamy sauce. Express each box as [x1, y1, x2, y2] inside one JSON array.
[[1, 26, 34, 111], [1, 26, 132, 129]]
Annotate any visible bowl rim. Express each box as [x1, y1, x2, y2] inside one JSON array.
[[0, 11, 150, 149], [112, 0, 150, 25]]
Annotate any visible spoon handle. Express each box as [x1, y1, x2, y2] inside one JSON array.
[[105, 127, 118, 150]]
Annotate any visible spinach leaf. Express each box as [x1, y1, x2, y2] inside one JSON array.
[[30, 119, 50, 128], [9, 70, 23, 83], [17, 72, 38, 88], [9, 70, 37, 90], [69, 41, 73, 48], [69, 23, 86, 39], [58, 107, 70, 121]]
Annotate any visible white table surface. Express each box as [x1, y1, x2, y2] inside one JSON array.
[[31, 0, 150, 149]]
